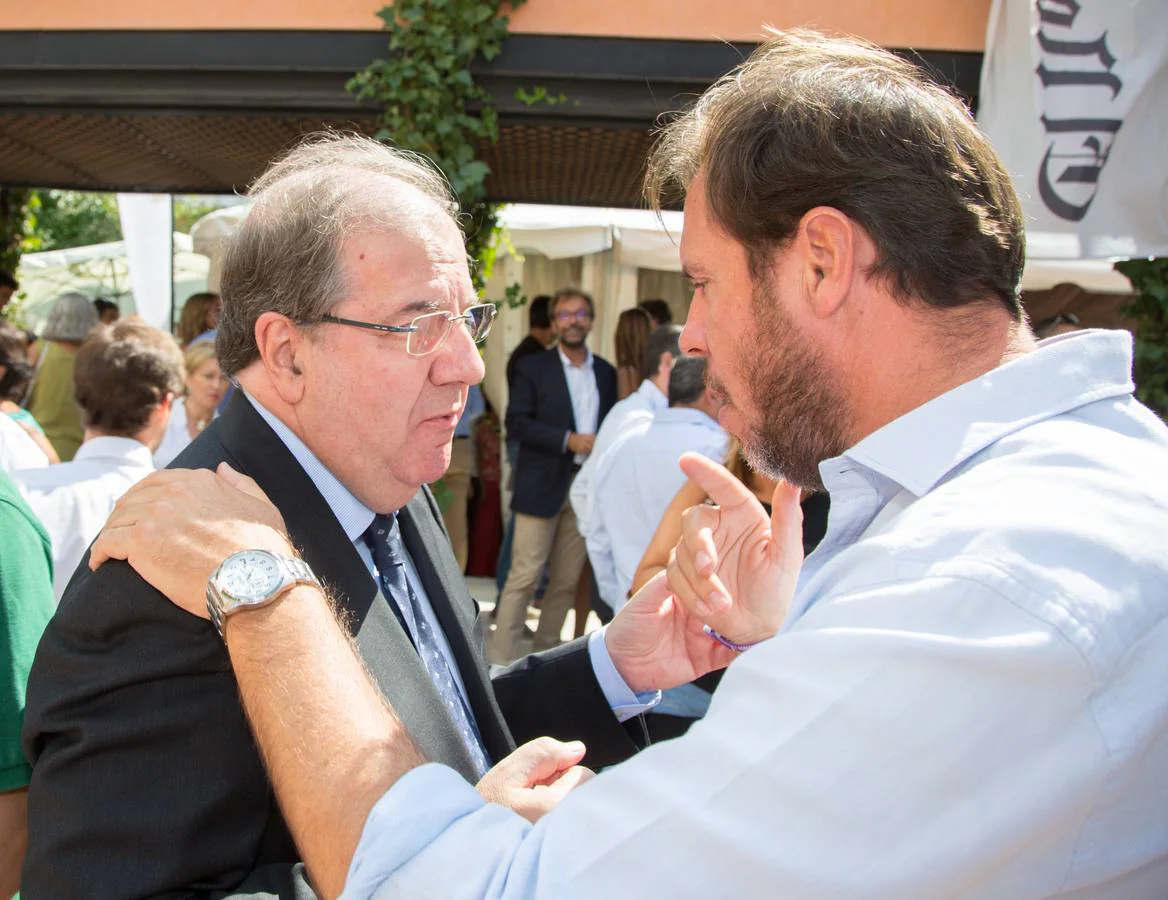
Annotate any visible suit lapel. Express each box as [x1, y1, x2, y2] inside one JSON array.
[[215, 395, 489, 781], [399, 489, 515, 761]]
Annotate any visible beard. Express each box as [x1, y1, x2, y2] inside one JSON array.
[[557, 327, 588, 349], [708, 275, 851, 492]]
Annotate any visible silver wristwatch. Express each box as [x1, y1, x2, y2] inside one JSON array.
[[206, 549, 320, 638]]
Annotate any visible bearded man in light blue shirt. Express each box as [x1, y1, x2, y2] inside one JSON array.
[[94, 28, 1168, 900]]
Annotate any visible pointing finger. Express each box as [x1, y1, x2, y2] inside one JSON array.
[[678, 452, 760, 513]]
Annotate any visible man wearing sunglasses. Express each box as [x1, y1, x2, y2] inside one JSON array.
[[20, 135, 696, 899]]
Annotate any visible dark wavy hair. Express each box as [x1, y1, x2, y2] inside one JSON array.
[[645, 29, 1025, 317]]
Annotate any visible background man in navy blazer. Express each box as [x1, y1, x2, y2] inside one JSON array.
[[493, 289, 617, 662]]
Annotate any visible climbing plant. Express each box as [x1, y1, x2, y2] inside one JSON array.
[[347, 0, 527, 292], [1115, 257, 1168, 419], [0, 187, 34, 275], [0, 187, 38, 325]]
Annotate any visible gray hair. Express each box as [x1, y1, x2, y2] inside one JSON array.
[[42, 292, 100, 343], [668, 355, 708, 407], [216, 132, 460, 376]]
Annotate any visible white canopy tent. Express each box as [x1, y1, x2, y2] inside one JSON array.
[[15, 232, 210, 334], [187, 200, 1134, 413], [189, 200, 1131, 297]]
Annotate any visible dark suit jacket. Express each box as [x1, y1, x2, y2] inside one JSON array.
[[506, 348, 617, 518], [21, 393, 640, 899]]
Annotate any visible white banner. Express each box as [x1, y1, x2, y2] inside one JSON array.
[[116, 193, 174, 330], [978, 0, 1168, 260]]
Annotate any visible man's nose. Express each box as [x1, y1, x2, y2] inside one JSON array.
[[436, 319, 486, 384], [679, 291, 708, 357]]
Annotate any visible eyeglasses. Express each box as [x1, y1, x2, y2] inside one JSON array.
[[555, 310, 593, 324], [305, 303, 497, 357]]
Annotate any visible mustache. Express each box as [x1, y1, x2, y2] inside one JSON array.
[[704, 370, 730, 404]]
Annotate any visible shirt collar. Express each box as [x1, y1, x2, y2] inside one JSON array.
[[243, 391, 376, 544], [833, 329, 1136, 498], [655, 406, 722, 431], [635, 378, 668, 411], [74, 435, 154, 467], [558, 345, 593, 370]]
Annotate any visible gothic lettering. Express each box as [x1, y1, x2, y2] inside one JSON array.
[[1034, 2, 1126, 222]]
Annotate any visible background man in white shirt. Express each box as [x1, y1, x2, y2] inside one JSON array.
[[14, 318, 182, 598], [92, 29, 1168, 899], [0, 413, 49, 474], [569, 323, 681, 548], [586, 355, 726, 621]]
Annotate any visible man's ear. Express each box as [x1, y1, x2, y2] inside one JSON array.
[[253, 312, 309, 403], [795, 207, 863, 320]]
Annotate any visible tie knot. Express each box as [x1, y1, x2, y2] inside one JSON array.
[[365, 513, 405, 566]]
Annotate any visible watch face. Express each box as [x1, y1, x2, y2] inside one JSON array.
[[218, 550, 283, 603]]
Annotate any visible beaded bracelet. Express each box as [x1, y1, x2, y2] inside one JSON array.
[[702, 624, 759, 653]]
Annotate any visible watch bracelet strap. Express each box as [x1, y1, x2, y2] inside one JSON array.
[[282, 555, 317, 586], [208, 553, 319, 639]]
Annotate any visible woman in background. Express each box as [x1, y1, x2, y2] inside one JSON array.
[[153, 342, 228, 468], [25, 292, 99, 462], [613, 307, 653, 400], [176, 292, 221, 347], [0, 327, 58, 465]]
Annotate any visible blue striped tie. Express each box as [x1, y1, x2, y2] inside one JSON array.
[[365, 513, 491, 778]]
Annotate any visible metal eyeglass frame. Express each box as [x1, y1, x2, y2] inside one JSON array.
[[306, 303, 497, 356]]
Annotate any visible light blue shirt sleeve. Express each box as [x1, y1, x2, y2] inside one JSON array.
[[586, 627, 660, 721], [341, 763, 534, 900]]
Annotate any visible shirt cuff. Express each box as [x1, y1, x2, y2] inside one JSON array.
[[341, 763, 529, 900], [588, 627, 661, 722], [562, 431, 571, 454]]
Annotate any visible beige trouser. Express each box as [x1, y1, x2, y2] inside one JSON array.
[[441, 437, 474, 572], [491, 496, 587, 663]]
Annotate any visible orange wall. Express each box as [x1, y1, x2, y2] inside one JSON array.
[[2, 0, 990, 51]]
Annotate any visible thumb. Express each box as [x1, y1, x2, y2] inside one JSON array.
[[216, 461, 273, 504], [627, 569, 673, 613], [768, 481, 805, 567], [678, 452, 757, 512], [522, 738, 587, 786]]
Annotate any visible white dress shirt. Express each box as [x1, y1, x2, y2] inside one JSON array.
[[569, 378, 667, 535], [0, 412, 50, 473], [244, 393, 655, 726], [587, 407, 727, 613], [14, 436, 155, 599], [341, 330, 1168, 899], [558, 346, 599, 464]]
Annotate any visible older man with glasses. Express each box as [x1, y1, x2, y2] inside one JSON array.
[[19, 136, 726, 899]]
